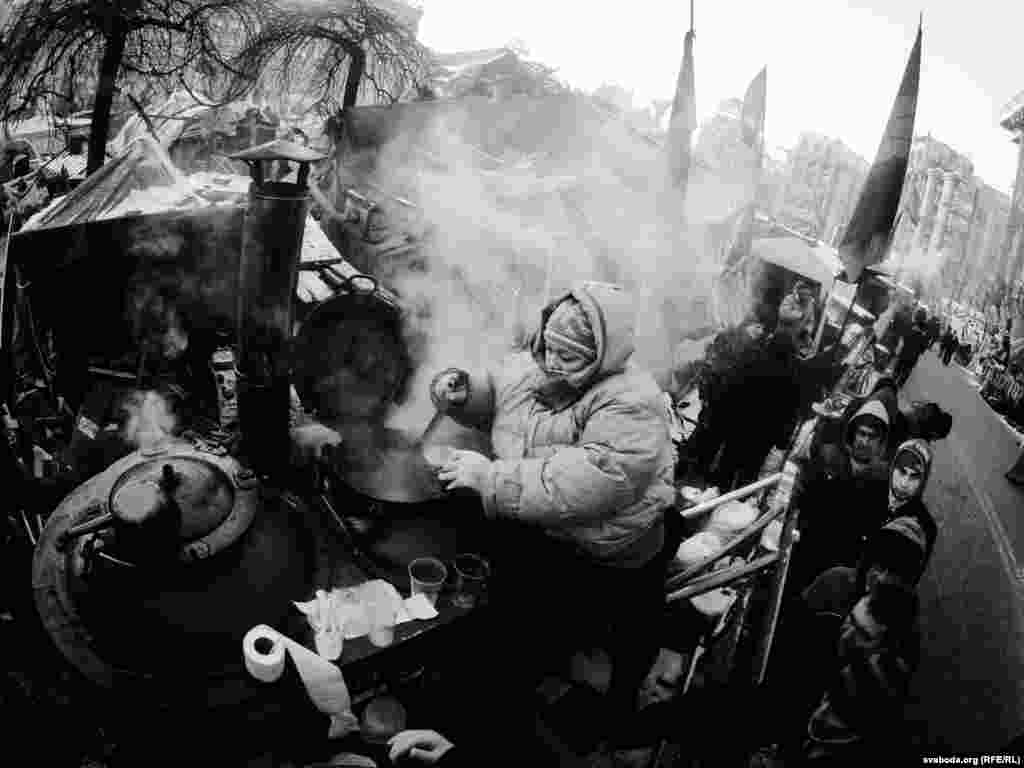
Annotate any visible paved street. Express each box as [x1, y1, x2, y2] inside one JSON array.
[[900, 350, 1024, 753]]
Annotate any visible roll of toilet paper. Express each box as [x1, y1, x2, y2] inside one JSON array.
[[243, 625, 286, 683], [242, 624, 361, 740]]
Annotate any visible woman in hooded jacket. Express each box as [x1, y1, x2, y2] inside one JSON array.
[[430, 281, 676, 761], [789, 397, 892, 595]]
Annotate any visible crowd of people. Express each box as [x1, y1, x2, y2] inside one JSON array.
[[0, 125, 991, 762]]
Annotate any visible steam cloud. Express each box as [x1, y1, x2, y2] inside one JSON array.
[[122, 391, 178, 451], [342, 95, 738, 436]]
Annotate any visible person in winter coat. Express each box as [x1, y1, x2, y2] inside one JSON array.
[[430, 281, 675, 760], [893, 318, 929, 389], [881, 440, 937, 562], [926, 316, 942, 351], [940, 325, 958, 366], [688, 315, 766, 480], [815, 379, 901, 461], [700, 294, 805, 490], [788, 399, 892, 594], [998, 330, 1013, 366], [1007, 442, 1024, 487]]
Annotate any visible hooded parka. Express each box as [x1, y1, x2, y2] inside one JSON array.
[[789, 399, 892, 591], [441, 281, 676, 567]]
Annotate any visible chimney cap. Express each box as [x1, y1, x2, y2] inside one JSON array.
[[229, 139, 327, 164]]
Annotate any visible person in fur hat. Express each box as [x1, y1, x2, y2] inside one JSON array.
[[430, 281, 675, 760]]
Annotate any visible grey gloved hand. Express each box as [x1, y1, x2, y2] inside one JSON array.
[[429, 368, 470, 412]]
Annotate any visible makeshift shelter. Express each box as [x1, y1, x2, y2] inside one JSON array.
[[22, 137, 207, 231], [3, 114, 91, 157], [10, 137, 354, 384]]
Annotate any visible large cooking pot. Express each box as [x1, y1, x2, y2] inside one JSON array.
[[323, 418, 492, 589], [294, 273, 492, 586], [292, 274, 413, 425]]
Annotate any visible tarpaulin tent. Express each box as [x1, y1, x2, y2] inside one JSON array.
[[22, 136, 206, 232]]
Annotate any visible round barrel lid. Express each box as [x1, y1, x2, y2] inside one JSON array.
[[109, 455, 235, 543]]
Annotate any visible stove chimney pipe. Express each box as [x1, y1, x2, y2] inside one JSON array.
[[229, 140, 327, 477]]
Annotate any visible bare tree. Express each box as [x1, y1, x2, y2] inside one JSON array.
[[0, 0, 266, 173], [232, 0, 429, 116]]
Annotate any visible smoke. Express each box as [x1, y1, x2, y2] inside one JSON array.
[[121, 390, 178, 451], [891, 242, 945, 284], [348, 94, 733, 435]]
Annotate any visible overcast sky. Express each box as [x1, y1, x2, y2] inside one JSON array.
[[419, 0, 1023, 194]]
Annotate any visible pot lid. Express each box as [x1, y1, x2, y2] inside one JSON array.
[[109, 455, 235, 543]]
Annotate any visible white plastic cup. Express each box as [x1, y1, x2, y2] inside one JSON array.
[[409, 557, 447, 607], [366, 600, 397, 648]]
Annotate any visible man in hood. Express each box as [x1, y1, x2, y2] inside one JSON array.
[[821, 380, 951, 461], [431, 281, 675, 759], [844, 399, 891, 477], [788, 398, 891, 593]]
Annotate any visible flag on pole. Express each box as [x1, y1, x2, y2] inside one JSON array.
[[724, 67, 768, 269], [741, 67, 767, 150], [667, 27, 697, 191], [839, 19, 922, 283]]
